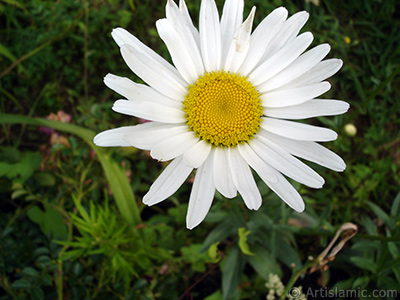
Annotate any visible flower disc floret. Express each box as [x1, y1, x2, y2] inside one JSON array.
[[183, 71, 263, 148]]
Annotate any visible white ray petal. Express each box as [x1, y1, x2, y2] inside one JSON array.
[[213, 147, 237, 198], [237, 143, 304, 212], [237, 143, 278, 183], [104, 74, 182, 108], [264, 99, 350, 119], [258, 44, 331, 92], [183, 139, 211, 168], [260, 130, 346, 171], [260, 82, 331, 108], [284, 59, 343, 89], [179, 0, 200, 47], [224, 6, 256, 73], [150, 131, 199, 162], [122, 123, 187, 150], [249, 32, 314, 86], [238, 7, 288, 75], [186, 156, 215, 229], [156, 18, 202, 84], [261, 117, 338, 142], [199, 0, 221, 71], [228, 148, 262, 210], [251, 137, 325, 189], [93, 126, 134, 147], [112, 99, 185, 123], [143, 156, 193, 206], [220, 0, 244, 63], [111, 27, 183, 80], [165, 1, 204, 76], [266, 171, 305, 212], [120, 44, 187, 101], [261, 11, 309, 62]]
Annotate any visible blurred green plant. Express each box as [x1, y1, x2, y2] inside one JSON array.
[[1, 0, 400, 299], [0, 114, 141, 226]]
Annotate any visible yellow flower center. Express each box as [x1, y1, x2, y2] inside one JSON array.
[[183, 71, 263, 148]]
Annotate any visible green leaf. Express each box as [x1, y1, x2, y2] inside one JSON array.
[[247, 245, 281, 279], [33, 247, 50, 257], [361, 215, 378, 236], [238, 227, 254, 256], [27, 204, 68, 240], [275, 235, 302, 270], [27, 206, 43, 222], [201, 221, 237, 252], [332, 278, 353, 290], [72, 196, 91, 224], [204, 290, 222, 300], [21, 267, 39, 278], [0, 114, 141, 226], [351, 275, 370, 289], [33, 173, 56, 187], [30, 286, 44, 300], [222, 247, 245, 300], [0, 149, 41, 181], [11, 278, 31, 289], [0, 42, 27, 73], [38, 274, 52, 286], [391, 192, 400, 218], [349, 257, 376, 273], [0, 0, 27, 11], [208, 242, 221, 263], [11, 189, 28, 200], [368, 201, 394, 230], [181, 244, 210, 272]]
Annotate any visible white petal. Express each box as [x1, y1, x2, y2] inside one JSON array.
[[183, 139, 211, 168], [249, 32, 314, 86], [257, 44, 331, 92], [251, 137, 325, 189], [165, 0, 204, 78], [93, 126, 134, 147], [143, 156, 193, 206], [213, 147, 237, 198], [156, 18, 202, 84], [238, 7, 288, 75], [237, 143, 304, 212], [284, 59, 343, 89], [237, 143, 278, 183], [112, 99, 185, 123], [260, 82, 331, 107], [224, 6, 256, 73], [199, 0, 221, 71], [104, 74, 181, 108], [179, 0, 200, 47], [120, 44, 187, 101], [186, 156, 215, 229], [261, 11, 309, 62], [228, 148, 262, 210], [111, 27, 183, 81], [267, 171, 305, 212], [260, 130, 346, 171], [264, 99, 350, 119], [261, 117, 338, 142], [220, 0, 244, 62], [122, 123, 187, 150], [150, 131, 199, 162]]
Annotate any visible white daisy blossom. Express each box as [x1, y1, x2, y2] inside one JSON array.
[[94, 0, 349, 230]]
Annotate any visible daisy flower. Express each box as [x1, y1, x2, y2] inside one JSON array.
[[94, 0, 349, 229]]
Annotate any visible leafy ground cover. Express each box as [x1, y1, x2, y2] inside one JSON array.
[[0, 0, 399, 299]]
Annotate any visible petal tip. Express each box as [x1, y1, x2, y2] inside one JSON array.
[[93, 134, 101, 146], [295, 203, 305, 213]]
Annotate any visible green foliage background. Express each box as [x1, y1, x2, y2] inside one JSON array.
[[0, 0, 399, 299]]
